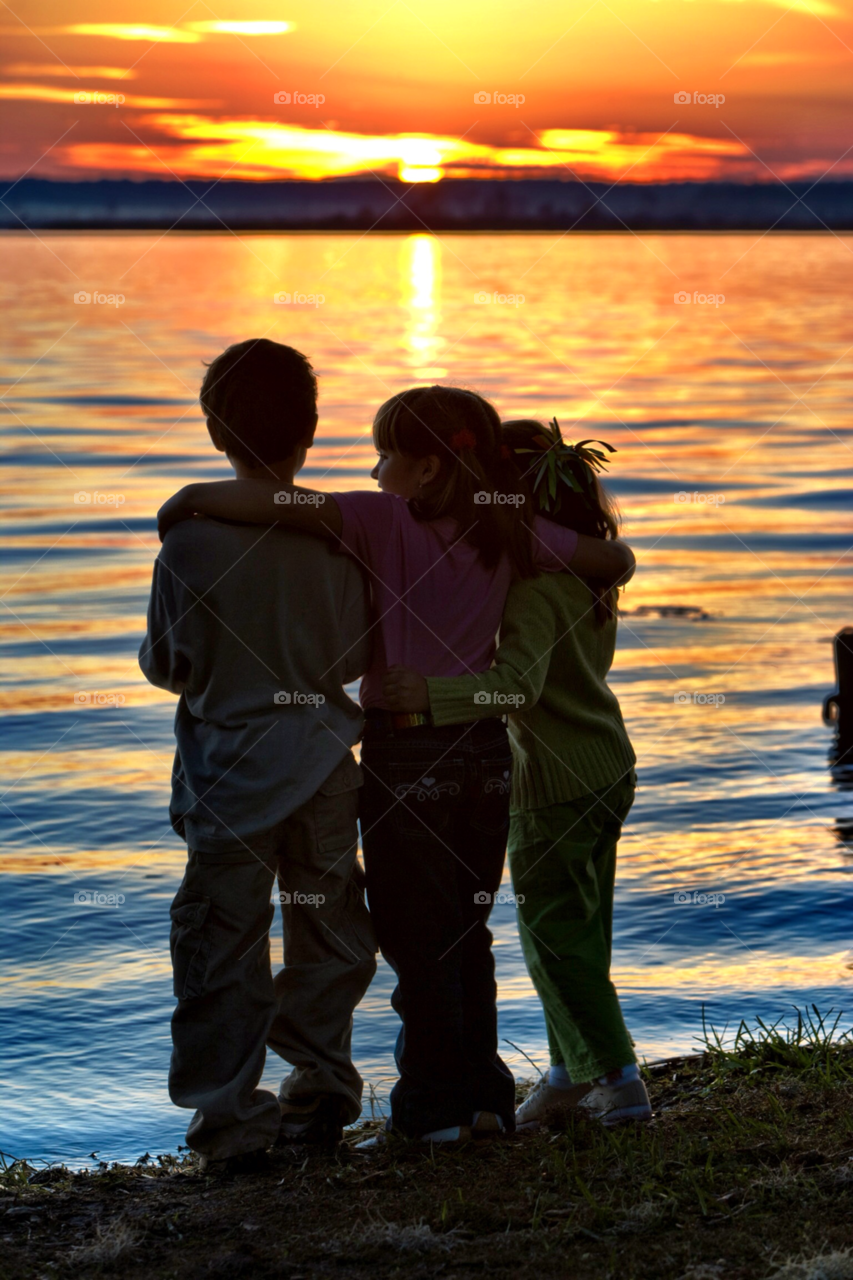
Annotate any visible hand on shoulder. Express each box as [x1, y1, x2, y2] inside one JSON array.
[[158, 486, 198, 542]]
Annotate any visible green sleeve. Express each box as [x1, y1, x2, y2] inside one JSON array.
[[427, 580, 557, 726]]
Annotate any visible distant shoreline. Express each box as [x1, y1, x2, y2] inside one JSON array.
[[3, 177, 853, 232]]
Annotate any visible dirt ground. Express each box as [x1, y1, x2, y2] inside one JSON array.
[[3, 1052, 853, 1280]]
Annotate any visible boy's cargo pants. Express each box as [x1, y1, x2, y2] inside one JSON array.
[[168, 753, 377, 1158]]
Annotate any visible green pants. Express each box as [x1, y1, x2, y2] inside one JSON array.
[[508, 776, 636, 1083]]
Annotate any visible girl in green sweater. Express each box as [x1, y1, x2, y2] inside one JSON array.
[[383, 419, 651, 1129]]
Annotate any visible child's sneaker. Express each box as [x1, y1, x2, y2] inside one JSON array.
[[355, 1122, 471, 1151], [575, 1065, 652, 1127], [278, 1094, 348, 1146], [515, 1076, 593, 1131], [471, 1110, 506, 1137], [420, 1125, 471, 1146], [354, 1122, 390, 1152]]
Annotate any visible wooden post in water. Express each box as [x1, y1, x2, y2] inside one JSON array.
[[823, 627, 853, 763]]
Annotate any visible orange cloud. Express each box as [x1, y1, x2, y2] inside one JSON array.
[[63, 24, 201, 44], [2, 64, 138, 79], [58, 116, 750, 184], [3, 22, 296, 43], [0, 84, 219, 109]]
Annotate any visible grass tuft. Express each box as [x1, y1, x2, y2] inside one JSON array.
[[771, 1250, 853, 1280], [700, 1004, 853, 1083]]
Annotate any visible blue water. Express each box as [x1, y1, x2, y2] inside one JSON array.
[[1, 231, 852, 1165]]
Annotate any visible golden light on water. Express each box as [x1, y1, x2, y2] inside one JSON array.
[[403, 235, 445, 378]]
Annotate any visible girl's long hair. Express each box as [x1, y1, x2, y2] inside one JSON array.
[[373, 387, 537, 578], [502, 418, 621, 625]]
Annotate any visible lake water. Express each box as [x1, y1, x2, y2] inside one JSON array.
[[1, 230, 852, 1166]]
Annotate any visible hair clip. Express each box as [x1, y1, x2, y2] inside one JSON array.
[[448, 428, 477, 453]]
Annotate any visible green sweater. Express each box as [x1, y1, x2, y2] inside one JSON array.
[[427, 573, 636, 812]]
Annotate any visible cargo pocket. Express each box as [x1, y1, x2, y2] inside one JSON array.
[[170, 890, 211, 1000], [312, 754, 363, 853]]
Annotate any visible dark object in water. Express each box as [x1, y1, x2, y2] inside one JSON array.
[[823, 627, 853, 764], [626, 605, 712, 620]]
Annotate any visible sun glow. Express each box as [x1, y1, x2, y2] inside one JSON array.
[[185, 21, 293, 35], [59, 118, 752, 184]]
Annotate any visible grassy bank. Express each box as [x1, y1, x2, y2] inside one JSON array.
[[3, 1011, 853, 1280]]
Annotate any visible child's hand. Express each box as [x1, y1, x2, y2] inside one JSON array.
[[158, 488, 198, 542], [383, 665, 430, 713]]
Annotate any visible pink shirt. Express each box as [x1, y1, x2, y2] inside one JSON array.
[[333, 491, 579, 710]]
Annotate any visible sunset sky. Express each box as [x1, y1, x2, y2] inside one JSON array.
[[1, 0, 852, 184]]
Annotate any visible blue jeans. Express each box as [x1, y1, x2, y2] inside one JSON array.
[[360, 717, 516, 1136]]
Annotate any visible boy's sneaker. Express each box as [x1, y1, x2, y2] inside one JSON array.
[[199, 1147, 271, 1177], [355, 1122, 471, 1151], [278, 1094, 348, 1147], [576, 1067, 652, 1127], [354, 1127, 389, 1152], [471, 1110, 506, 1138], [515, 1077, 593, 1131], [421, 1124, 471, 1146]]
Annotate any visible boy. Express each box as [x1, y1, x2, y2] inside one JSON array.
[[140, 338, 375, 1173]]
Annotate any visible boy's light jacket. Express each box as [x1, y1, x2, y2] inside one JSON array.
[[140, 518, 371, 849]]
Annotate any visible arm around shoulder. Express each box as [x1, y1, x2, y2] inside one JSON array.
[[158, 480, 342, 542], [571, 534, 636, 587]]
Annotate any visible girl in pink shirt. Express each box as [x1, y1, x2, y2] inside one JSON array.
[[158, 384, 633, 1146]]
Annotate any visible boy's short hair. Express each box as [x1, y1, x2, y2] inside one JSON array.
[[200, 338, 318, 466]]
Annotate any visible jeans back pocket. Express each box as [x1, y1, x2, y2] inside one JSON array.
[[386, 759, 465, 841]]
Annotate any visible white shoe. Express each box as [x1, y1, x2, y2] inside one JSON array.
[[354, 1123, 471, 1151], [576, 1070, 652, 1127], [420, 1125, 471, 1145], [471, 1110, 506, 1137], [515, 1076, 593, 1130]]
